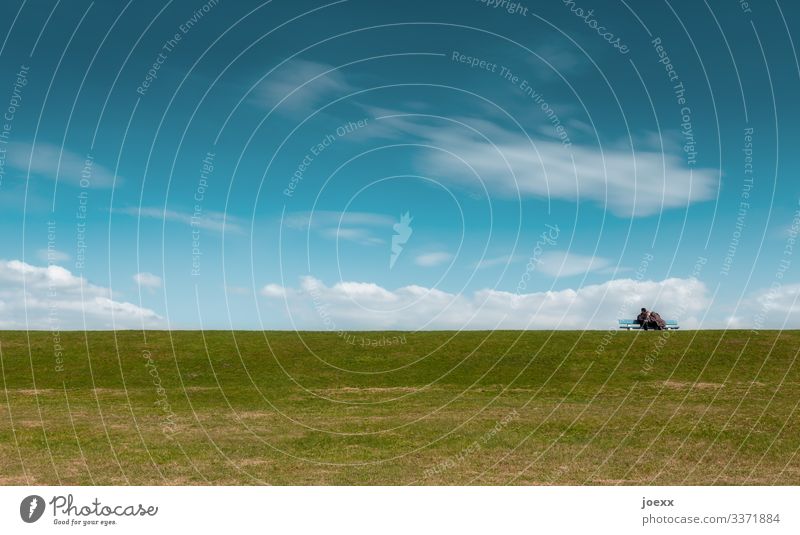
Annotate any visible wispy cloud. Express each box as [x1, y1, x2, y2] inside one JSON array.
[[321, 227, 384, 245], [474, 254, 522, 269], [225, 285, 252, 296], [283, 210, 394, 229], [7, 141, 117, 187], [284, 210, 393, 246], [367, 112, 718, 217], [536, 251, 613, 277], [251, 59, 354, 117], [36, 248, 70, 262], [118, 206, 244, 234], [133, 272, 162, 290], [415, 251, 453, 267], [526, 43, 588, 82]]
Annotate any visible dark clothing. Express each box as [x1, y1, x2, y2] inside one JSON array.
[[650, 311, 667, 330], [636, 310, 665, 331]]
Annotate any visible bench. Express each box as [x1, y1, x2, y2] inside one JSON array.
[[618, 319, 680, 330]]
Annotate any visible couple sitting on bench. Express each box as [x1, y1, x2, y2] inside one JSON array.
[[636, 308, 667, 331]]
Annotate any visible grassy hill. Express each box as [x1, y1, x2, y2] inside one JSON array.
[[0, 330, 798, 485]]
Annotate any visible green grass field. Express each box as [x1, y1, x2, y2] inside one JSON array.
[[0, 330, 798, 485]]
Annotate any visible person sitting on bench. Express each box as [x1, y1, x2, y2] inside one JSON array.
[[649, 310, 667, 330], [636, 308, 650, 329], [636, 308, 667, 330]]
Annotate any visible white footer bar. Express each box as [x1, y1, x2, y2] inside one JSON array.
[[1, 486, 797, 534]]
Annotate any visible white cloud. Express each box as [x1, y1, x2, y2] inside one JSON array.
[[415, 252, 453, 267], [368, 112, 718, 217], [260, 283, 286, 298], [133, 272, 162, 290], [36, 248, 70, 263], [252, 59, 353, 116], [259, 276, 710, 330], [7, 142, 118, 187], [0, 260, 162, 329], [118, 206, 244, 234], [726, 283, 800, 329], [536, 251, 612, 277]]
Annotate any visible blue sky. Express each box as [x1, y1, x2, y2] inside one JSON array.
[[0, 0, 798, 329]]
